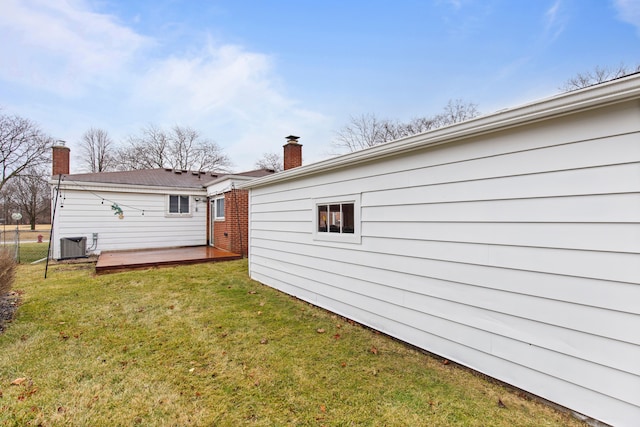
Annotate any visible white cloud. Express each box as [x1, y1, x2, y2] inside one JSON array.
[[130, 38, 330, 169], [133, 40, 282, 119], [614, 0, 640, 34], [0, 0, 331, 171], [0, 0, 151, 95], [544, 0, 566, 41]]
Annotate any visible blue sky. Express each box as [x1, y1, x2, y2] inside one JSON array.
[[1, 0, 639, 172]]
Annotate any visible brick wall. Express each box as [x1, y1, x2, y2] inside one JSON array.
[[213, 218, 229, 251], [283, 141, 302, 170], [52, 145, 70, 175], [211, 189, 249, 256]]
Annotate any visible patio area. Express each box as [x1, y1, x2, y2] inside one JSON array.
[[95, 246, 242, 274]]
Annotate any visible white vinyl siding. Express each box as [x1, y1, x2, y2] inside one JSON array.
[[52, 189, 206, 258], [246, 97, 640, 426]]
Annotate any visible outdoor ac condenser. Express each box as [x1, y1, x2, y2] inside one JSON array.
[[59, 237, 87, 260]]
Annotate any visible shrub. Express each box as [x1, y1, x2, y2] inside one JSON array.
[[0, 248, 16, 295]]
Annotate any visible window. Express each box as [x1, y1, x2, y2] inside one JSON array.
[[317, 203, 354, 234], [214, 197, 225, 219], [168, 195, 190, 215], [313, 194, 361, 243]]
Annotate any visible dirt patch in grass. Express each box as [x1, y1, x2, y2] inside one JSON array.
[[0, 291, 20, 333]]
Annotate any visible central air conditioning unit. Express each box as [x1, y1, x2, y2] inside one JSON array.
[[59, 236, 87, 260]]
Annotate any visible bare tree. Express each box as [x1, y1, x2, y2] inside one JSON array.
[[332, 100, 480, 153], [560, 63, 640, 91], [6, 166, 50, 230], [399, 116, 438, 137], [79, 127, 115, 172], [116, 124, 169, 170], [333, 113, 401, 152], [116, 124, 232, 172], [168, 125, 232, 171], [432, 99, 480, 127], [169, 125, 198, 170], [255, 152, 283, 172], [0, 112, 53, 192]]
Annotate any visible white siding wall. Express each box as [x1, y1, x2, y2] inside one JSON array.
[[52, 187, 207, 259], [248, 100, 640, 426]]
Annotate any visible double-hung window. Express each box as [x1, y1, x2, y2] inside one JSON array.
[[214, 197, 225, 220], [168, 195, 190, 215], [313, 194, 361, 243]]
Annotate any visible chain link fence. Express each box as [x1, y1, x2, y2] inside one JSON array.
[[0, 226, 51, 264]]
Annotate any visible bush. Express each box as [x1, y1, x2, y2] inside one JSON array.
[[0, 249, 16, 295]]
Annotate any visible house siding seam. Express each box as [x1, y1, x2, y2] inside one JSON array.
[[246, 94, 640, 426]]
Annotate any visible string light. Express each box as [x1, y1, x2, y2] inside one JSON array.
[[56, 178, 196, 215]]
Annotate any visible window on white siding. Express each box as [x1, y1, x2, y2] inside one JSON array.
[[168, 195, 190, 215], [214, 197, 225, 219], [318, 203, 354, 233], [313, 194, 361, 244]]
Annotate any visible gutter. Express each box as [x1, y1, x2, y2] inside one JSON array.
[[242, 72, 640, 189], [48, 179, 208, 195]]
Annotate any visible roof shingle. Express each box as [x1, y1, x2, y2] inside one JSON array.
[[56, 168, 274, 189]]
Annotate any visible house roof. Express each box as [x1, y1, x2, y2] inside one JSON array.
[[56, 168, 274, 189], [242, 72, 640, 190]]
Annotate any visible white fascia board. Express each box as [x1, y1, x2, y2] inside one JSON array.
[[242, 73, 640, 190], [206, 175, 255, 196], [49, 179, 208, 196], [203, 174, 254, 187]]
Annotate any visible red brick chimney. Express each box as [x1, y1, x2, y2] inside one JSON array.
[[283, 135, 302, 170], [52, 142, 70, 176]]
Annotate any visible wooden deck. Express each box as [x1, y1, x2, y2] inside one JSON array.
[[95, 246, 242, 274]]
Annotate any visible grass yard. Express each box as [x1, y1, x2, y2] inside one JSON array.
[[2, 225, 51, 242], [0, 224, 51, 265], [0, 261, 586, 426], [15, 242, 50, 264], [0, 242, 50, 265]]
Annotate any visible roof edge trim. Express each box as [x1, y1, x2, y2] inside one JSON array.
[[242, 73, 640, 189], [50, 179, 208, 194]]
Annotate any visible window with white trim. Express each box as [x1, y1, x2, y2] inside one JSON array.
[[168, 195, 190, 215], [313, 194, 361, 243], [317, 203, 354, 233], [214, 197, 225, 219]]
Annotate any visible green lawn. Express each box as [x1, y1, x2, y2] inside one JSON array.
[[0, 261, 585, 426], [0, 242, 50, 264], [17, 242, 50, 264]]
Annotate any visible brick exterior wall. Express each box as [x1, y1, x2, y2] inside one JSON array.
[[52, 145, 70, 175], [283, 141, 302, 170], [211, 188, 249, 256], [213, 217, 229, 251], [211, 136, 301, 253]]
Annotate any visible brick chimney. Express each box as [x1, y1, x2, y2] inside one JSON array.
[[283, 135, 302, 170], [52, 142, 70, 176]]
